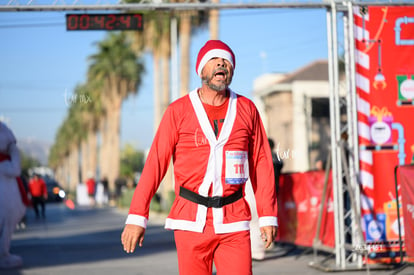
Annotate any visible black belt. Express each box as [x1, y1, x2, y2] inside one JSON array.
[[179, 186, 243, 208]]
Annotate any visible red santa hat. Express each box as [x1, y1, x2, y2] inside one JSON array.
[[196, 40, 235, 77]]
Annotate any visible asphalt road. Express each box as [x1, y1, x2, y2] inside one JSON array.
[[3, 203, 413, 275]]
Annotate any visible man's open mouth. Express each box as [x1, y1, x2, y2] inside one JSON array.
[[214, 70, 226, 79]]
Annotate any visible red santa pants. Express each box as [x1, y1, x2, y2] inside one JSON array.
[[174, 221, 252, 275]]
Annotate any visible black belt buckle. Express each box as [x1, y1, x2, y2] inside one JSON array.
[[208, 196, 223, 208]]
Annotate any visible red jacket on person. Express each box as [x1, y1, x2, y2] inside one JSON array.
[[28, 177, 47, 198], [86, 178, 96, 196]]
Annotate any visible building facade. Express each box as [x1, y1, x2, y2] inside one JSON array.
[[253, 60, 344, 173]]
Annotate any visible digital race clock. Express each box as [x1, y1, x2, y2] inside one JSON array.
[[66, 13, 143, 31]]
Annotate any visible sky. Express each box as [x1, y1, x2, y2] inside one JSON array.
[[0, 6, 329, 156]]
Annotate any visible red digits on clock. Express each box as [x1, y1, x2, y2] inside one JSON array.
[[67, 14, 143, 30], [133, 14, 142, 29], [79, 14, 89, 30], [67, 15, 78, 30], [94, 15, 105, 29], [105, 14, 115, 30], [119, 15, 131, 29]]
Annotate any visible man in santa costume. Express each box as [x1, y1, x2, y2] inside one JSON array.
[[121, 40, 278, 275], [0, 122, 26, 269]]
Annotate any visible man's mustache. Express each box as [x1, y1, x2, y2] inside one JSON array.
[[212, 67, 229, 75]]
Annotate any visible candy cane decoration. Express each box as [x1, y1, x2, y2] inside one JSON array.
[[354, 7, 375, 236]]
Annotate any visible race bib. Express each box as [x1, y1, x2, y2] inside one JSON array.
[[225, 151, 249, 184]]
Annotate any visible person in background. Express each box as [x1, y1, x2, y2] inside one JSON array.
[[100, 176, 109, 206], [268, 138, 283, 196], [28, 173, 48, 219], [115, 177, 127, 201], [315, 158, 327, 171], [0, 122, 26, 269], [86, 172, 96, 206], [121, 40, 278, 275]]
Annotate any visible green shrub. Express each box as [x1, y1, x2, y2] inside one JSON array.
[[117, 188, 135, 208]]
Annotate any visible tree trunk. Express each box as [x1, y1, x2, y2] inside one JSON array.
[[69, 145, 80, 191], [80, 138, 88, 183], [98, 117, 109, 188], [209, 0, 220, 39], [153, 52, 161, 132], [55, 162, 66, 190], [160, 28, 174, 209], [88, 129, 98, 180], [180, 12, 191, 97], [106, 95, 122, 194], [161, 30, 170, 114], [64, 155, 70, 191]]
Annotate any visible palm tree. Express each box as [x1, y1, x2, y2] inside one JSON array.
[[86, 81, 106, 183], [124, 2, 210, 209], [209, 0, 220, 39], [179, 7, 209, 96], [149, 13, 174, 204], [50, 81, 105, 193], [88, 32, 145, 192], [49, 98, 85, 192], [72, 83, 105, 183], [179, 11, 191, 97], [126, 0, 208, 120], [129, 10, 171, 128]]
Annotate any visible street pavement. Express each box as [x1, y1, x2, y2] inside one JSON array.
[[3, 203, 413, 275]]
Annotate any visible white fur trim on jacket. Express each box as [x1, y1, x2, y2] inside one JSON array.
[[125, 214, 148, 228]]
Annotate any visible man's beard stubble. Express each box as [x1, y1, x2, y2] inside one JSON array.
[[202, 68, 232, 92]]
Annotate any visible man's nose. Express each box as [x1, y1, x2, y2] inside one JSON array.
[[216, 58, 226, 67]]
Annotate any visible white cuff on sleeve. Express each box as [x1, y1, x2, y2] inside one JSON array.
[[258, 216, 278, 227], [125, 214, 148, 228]]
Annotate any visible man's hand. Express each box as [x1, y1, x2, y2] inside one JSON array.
[[260, 226, 278, 249], [121, 224, 146, 253]]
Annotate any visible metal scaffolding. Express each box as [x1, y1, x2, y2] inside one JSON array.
[[315, 1, 414, 272], [1, 0, 413, 271], [1, 0, 411, 12]]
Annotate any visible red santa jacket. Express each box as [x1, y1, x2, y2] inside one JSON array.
[[126, 89, 278, 233]]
